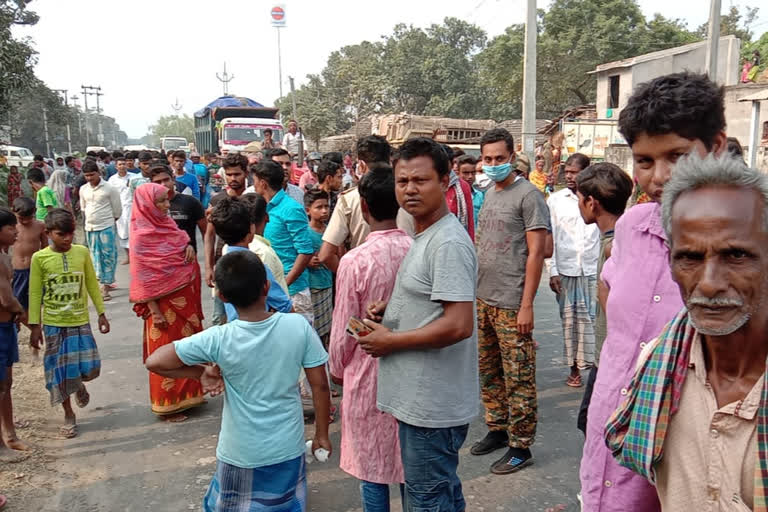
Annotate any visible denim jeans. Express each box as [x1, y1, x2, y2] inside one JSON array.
[[359, 480, 405, 512], [398, 421, 469, 512]]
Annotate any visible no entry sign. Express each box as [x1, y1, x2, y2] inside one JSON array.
[[270, 5, 286, 27]]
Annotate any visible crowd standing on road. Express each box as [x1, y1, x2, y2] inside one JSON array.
[[0, 70, 766, 512]]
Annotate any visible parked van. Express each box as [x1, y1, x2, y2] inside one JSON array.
[[0, 145, 35, 168]]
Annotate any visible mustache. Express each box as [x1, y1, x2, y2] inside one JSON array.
[[687, 296, 744, 308]]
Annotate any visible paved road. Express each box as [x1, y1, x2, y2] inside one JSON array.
[[16, 251, 586, 512]]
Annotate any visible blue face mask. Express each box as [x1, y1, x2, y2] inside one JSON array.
[[482, 162, 513, 182]]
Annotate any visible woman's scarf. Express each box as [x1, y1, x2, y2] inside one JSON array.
[[48, 170, 69, 207], [129, 183, 195, 303], [605, 308, 768, 509], [449, 171, 469, 232]]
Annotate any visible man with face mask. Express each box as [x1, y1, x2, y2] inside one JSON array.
[[299, 152, 322, 189], [471, 128, 551, 475]]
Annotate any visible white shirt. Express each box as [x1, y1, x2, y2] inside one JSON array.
[[107, 172, 136, 208], [282, 132, 301, 155], [80, 179, 122, 232], [546, 188, 600, 278]]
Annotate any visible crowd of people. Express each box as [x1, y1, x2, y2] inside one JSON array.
[[0, 70, 765, 512]]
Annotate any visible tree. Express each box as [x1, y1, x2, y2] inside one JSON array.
[[276, 75, 338, 147], [0, 1, 39, 115], [147, 115, 195, 146], [696, 5, 759, 45]]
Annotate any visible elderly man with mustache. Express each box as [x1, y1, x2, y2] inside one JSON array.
[[606, 153, 768, 511]]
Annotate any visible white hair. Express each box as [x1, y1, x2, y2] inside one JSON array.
[[661, 152, 768, 239]]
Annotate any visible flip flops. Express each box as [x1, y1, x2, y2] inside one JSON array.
[[566, 374, 583, 388], [59, 424, 77, 439], [75, 386, 90, 408]]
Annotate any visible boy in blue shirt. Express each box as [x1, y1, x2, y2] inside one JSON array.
[[209, 196, 292, 320], [146, 250, 331, 512]]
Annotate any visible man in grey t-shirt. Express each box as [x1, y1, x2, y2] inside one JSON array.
[[471, 128, 550, 476], [359, 137, 478, 511]]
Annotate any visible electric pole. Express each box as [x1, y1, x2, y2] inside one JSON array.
[[216, 63, 234, 96], [521, 0, 538, 160], [705, 0, 721, 81], [53, 89, 73, 154], [171, 98, 183, 114], [42, 107, 51, 158], [81, 86, 90, 147], [289, 76, 304, 166]]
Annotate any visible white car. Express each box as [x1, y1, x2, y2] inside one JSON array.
[[0, 145, 35, 168]]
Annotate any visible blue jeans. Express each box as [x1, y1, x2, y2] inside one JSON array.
[[360, 481, 404, 512], [398, 421, 469, 512]]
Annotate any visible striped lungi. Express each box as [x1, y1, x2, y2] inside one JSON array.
[[557, 275, 597, 370], [310, 287, 333, 338], [43, 324, 101, 406], [203, 456, 306, 512]]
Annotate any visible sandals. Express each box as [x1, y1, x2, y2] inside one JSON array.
[[75, 386, 90, 408], [566, 374, 583, 387], [59, 424, 78, 439], [0, 494, 7, 509]]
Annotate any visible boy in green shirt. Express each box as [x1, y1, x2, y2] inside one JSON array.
[[28, 209, 110, 439], [27, 167, 58, 221]]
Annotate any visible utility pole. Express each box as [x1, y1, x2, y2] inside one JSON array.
[[53, 89, 73, 154], [289, 76, 304, 166], [81, 85, 103, 147], [277, 27, 284, 98], [81, 86, 90, 147], [171, 97, 183, 114], [71, 94, 82, 137], [95, 88, 104, 147], [521, 0, 537, 160], [42, 107, 51, 158], [216, 63, 234, 96], [705, 0, 722, 81]]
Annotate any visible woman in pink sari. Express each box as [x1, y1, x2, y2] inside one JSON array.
[[130, 183, 205, 421]]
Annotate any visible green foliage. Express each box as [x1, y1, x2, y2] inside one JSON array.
[[0, 1, 39, 115], [697, 5, 759, 45], [276, 75, 339, 146], [147, 115, 195, 146]]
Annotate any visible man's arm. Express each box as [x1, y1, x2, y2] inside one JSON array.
[[284, 210, 315, 286], [546, 196, 562, 294], [318, 193, 349, 271], [317, 242, 341, 273], [203, 219, 216, 287], [286, 254, 312, 286], [517, 229, 547, 334], [110, 187, 122, 220], [305, 364, 332, 454], [145, 344, 207, 380], [359, 301, 474, 357], [0, 261, 23, 315]]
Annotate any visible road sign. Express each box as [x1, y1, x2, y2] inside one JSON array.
[[270, 5, 286, 27]]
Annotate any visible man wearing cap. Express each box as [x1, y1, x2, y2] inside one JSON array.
[[299, 152, 322, 189]]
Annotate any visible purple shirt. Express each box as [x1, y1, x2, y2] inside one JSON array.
[[580, 203, 683, 511]]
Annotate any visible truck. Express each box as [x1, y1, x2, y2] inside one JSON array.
[[160, 136, 189, 152], [194, 96, 282, 155]]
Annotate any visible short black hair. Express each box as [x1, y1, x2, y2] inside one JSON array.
[[264, 128, 273, 136], [27, 167, 46, 184], [33, 154, 44, 162], [726, 137, 744, 158], [575, 163, 633, 216], [441, 144, 454, 163], [149, 164, 173, 180], [138, 151, 153, 162], [215, 250, 267, 308], [169, 150, 185, 161], [480, 128, 515, 153], [317, 160, 340, 184], [457, 154, 477, 167], [356, 135, 391, 165], [618, 72, 725, 150], [240, 193, 268, 226], [210, 196, 252, 246], [304, 188, 329, 209], [359, 165, 399, 221], [396, 137, 450, 178], [253, 160, 284, 191], [45, 208, 76, 233], [112, 150, 124, 159], [322, 151, 343, 165], [116, 157, 126, 163], [0, 207, 17, 230], [83, 160, 100, 174], [222, 152, 248, 172], [12, 197, 35, 217], [64, 156, 75, 166], [266, 148, 289, 160], [565, 153, 591, 170]]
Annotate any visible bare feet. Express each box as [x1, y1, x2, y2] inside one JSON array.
[[3, 437, 30, 451], [120, 260, 130, 265], [0, 445, 27, 463], [161, 413, 188, 423]]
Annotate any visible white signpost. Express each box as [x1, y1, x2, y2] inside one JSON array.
[[271, 5, 286, 97]]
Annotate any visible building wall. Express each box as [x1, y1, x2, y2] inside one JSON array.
[[595, 37, 741, 119], [724, 84, 768, 171]]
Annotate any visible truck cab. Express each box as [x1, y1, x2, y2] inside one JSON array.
[[160, 137, 189, 152], [218, 118, 284, 154]]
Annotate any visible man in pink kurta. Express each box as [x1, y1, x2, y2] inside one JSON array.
[[328, 167, 411, 508]]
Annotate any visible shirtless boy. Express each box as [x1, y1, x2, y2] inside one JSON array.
[[11, 198, 47, 327], [0, 206, 29, 507]]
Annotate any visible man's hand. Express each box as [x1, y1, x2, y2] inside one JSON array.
[[517, 304, 534, 335], [549, 275, 563, 295], [308, 255, 322, 269], [29, 325, 43, 350], [365, 301, 387, 323], [330, 374, 343, 386], [205, 267, 214, 288], [312, 434, 332, 457], [358, 320, 395, 358], [184, 245, 195, 264], [98, 314, 110, 334], [151, 311, 168, 330], [201, 364, 224, 396]]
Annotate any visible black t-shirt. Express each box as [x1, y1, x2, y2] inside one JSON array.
[[169, 194, 204, 253]]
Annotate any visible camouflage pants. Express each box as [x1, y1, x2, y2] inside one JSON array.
[[477, 299, 537, 449]]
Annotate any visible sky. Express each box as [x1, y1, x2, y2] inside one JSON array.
[[14, 0, 768, 138]]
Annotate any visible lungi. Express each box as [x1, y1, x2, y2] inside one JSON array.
[[557, 275, 597, 369], [43, 324, 101, 405], [86, 225, 118, 285]]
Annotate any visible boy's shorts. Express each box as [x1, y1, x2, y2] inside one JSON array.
[[12, 268, 30, 311], [0, 322, 19, 382]]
